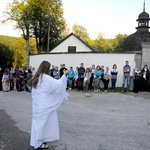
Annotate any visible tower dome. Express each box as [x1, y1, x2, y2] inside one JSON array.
[[122, 1, 150, 52], [138, 11, 149, 19]]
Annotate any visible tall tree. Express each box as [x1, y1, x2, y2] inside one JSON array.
[[112, 34, 128, 52], [0, 43, 14, 70], [72, 24, 90, 42], [3, 0, 32, 67], [28, 0, 66, 53], [60, 25, 71, 39], [94, 33, 112, 52]]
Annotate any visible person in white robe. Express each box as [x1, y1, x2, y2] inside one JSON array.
[[30, 61, 69, 149]]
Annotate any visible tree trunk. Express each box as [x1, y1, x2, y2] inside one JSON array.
[[26, 38, 30, 67]]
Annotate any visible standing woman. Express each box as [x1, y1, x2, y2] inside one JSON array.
[[74, 67, 78, 88], [133, 67, 142, 93], [141, 65, 149, 91], [93, 65, 103, 92], [103, 66, 110, 92], [83, 68, 91, 92], [2, 69, 10, 92], [30, 61, 69, 149], [67, 67, 75, 90], [111, 64, 118, 92]]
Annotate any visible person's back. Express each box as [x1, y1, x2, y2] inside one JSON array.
[[30, 61, 69, 149]]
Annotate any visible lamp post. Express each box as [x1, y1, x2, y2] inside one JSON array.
[[46, 0, 62, 53], [47, 16, 50, 53]]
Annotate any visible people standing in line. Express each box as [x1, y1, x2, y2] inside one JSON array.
[[93, 65, 103, 92], [111, 64, 118, 92], [0, 67, 3, 91], [59, 64, 67, 78], [9, 67, 15, 90], [83, 68, 91, 92], [53, 66, 60, 80], [103, 66, 110, 92], [77, 63, 85, 91], [133, 67, 142, 93], [67, 67, 75, 90], [30, 61, 69, 149], [122, 61, 131, 92], [141, 65, 149, 91], [2, 69, 10, 92]]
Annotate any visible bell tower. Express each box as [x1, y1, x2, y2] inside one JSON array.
[[136, 0, 150, 31]]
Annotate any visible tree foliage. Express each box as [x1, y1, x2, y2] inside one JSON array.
[[27, 0, 66, 52], [72, 24, 90, 42], [3, 0, 66, 67], [4, 0, 32, 67], [0, 43, 14, 70], [0, 35, 37, 69], [112, 34, 128, 52], [94, 33, 112, 52]]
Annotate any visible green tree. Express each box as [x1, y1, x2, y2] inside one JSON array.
[[28, 0, 66, 53], [72, 24, 90, 42], [112, 34, 128, 52], [60, 25, 71, 39], [0, 43, 14, 69], [94, 33, 112, 52], [4, 0, 32, 67], [0, 35, 37, 69]]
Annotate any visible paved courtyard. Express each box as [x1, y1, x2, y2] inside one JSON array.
[[0, 90, 150, 150]]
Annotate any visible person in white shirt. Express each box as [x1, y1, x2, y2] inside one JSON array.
[[30, 61, 69, 149], [111, 64, 118, 92]]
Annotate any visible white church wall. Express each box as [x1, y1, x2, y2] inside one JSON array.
[[50, 35, 92, 53], [30, 53, 136, 87]]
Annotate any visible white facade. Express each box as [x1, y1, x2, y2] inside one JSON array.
[[50, 34, 93, 53], [30, 53, 136, 87]]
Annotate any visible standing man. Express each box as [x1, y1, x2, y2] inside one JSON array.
[[122, 61, 131, 92], [77, 63, 85, 91], [50, 65, 55, 78], [59, 64, 67, 78]]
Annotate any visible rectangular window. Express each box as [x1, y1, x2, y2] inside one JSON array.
[[68, 46, 76, 53]]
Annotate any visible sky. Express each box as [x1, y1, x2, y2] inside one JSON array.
[[0, 0, 150, 39]]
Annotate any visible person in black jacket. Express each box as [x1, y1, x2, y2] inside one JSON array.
[[77, 63, 85, 91], [141, 65, 149, 91], [16, 67, 24, 92], [133, 67, 142, 93], [59, 64, 67, 78]]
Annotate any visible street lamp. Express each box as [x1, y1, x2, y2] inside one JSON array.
[[47, 16, 50, 53], [45, 14, 54, 53], [46, 0, 62, 53]]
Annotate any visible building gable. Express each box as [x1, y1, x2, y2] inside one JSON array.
[[50, 33, 95, 53]]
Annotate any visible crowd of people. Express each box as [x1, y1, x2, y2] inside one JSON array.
[[0, 60, 150, 93], [0, 66, 36, 92]]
